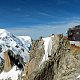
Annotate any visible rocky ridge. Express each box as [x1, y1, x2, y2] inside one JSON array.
[[23, 34, 80, 80]]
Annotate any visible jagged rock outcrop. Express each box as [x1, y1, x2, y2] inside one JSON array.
[[23, 34, 80, 80], [23, 34, 67, 79], [4, 50, 12, 72], [31, 34, 70, 80], [2, 49, 24, 72], [23, 37, 44, 80]]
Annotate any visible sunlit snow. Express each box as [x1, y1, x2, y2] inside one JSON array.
[[0, 66, 22, 80], [0, 29, 32, 80], [40, 36, 52, 65], [0, 29, 31, 62]]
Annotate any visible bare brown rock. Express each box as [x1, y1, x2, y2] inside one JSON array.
[[4, 50, 12, 72], [23, 34, 80, 80]]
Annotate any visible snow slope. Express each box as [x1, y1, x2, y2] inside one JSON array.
[[40, 36, 52, 65], [18, 36, 32, 50], [0, 29, 31, 62], [0, 65, 22, 80]]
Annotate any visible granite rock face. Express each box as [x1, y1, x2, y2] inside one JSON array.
[[23, 37, 45, 80], [32, 34, 70, 80], [4, 50, 12, 72], [23, 34, 80, 80]]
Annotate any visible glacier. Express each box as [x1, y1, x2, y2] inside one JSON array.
[[0, 29, 32, 80], [0, 29, 31, 62]]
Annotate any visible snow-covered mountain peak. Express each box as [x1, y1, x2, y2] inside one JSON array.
[[0, 29, 31, 62], [0, 29, 10, 37], [0, 29, 32, 80], [0, 29, 7, 33]]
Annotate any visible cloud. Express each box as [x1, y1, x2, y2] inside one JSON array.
[[6, 19, 80, 39], [38, 12, 55, 18]]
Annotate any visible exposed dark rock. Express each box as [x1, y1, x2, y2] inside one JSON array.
[[0, 58, 4, 73], [3, 50, 24, 72]]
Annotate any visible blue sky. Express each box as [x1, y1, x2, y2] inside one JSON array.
[[0, 0, 80, 39]]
